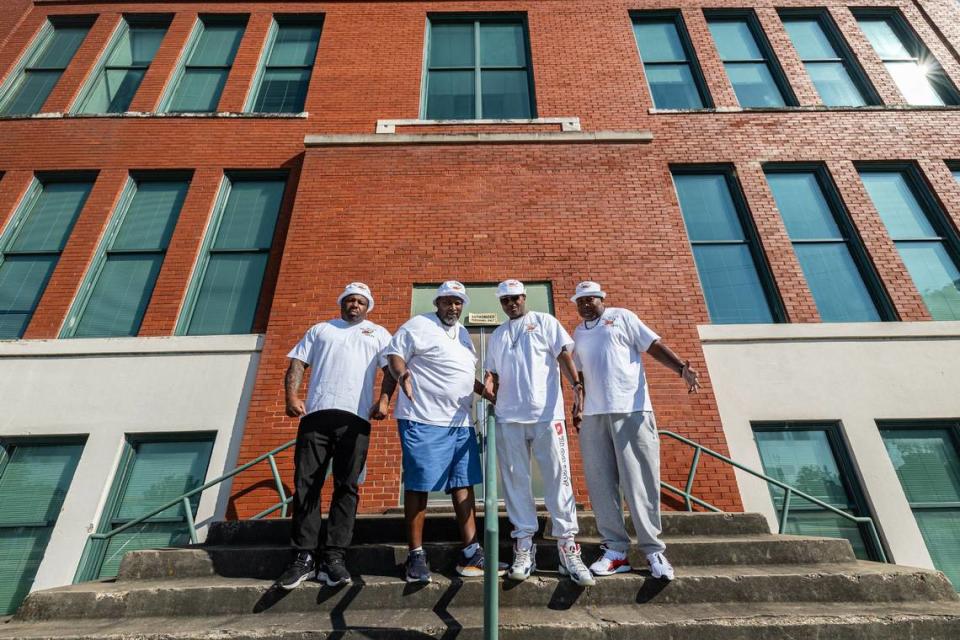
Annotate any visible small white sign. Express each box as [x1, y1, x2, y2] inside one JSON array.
[[467, 312, 499, 326]]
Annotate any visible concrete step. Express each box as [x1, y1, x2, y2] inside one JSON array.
[[5, 601, 960, 639], [117, 534, 856, 581], [206, 511, 770, 546], [16, 562, 957, 621]]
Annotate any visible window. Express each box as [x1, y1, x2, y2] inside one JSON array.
[[178, 174, 285, 335], [673, 169, 782, 324], [423, 16, 534, 120], [74, 16, 170, 114], [163, 16, 246, 113], [780, 11, 876, 107], [77, 435, 213, 580], [248, 17, 322, 113], [706, 12, 794, 107], [765, 167, 891, 321], [855, 12, 958, 106], [632, 13, 710, 109], [859, 167, 960, 320], [64, 176, 189, 337], [0, 439, 85, 615], [753, 424, 881, 561], [0, 176, 94, 339], [0, 18, 92, 115], [880, 423, 960, 590]]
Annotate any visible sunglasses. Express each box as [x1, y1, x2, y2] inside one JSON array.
[[499, 295, 523, 304]]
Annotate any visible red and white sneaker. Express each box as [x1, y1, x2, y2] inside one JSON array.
[[589, 545, 632, 576]]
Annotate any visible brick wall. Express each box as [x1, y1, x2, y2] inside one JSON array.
[[2, 0, 960, 516]]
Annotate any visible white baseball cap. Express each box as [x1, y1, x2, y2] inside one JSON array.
[[434, 280, 470, 305], [571, 281, 606, 302], [496, 279, 526, 298], [337, 282, 374, 311]]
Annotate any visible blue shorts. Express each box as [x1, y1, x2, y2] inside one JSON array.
[[398, 419, 482, 493]]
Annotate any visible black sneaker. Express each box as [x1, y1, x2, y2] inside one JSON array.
[[277, 551, 315, 590], [318, 557, 351, 587], [404, 549, 431, 583]]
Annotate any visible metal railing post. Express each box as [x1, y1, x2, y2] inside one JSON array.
[[483, 409, 499, 640], [684, 446, 702, 512]]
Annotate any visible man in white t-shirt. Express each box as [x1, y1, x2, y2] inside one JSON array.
[[483, 279, 595, 587], [276, 283, 395, 591], [385, 281, 496, 583], [570, 281, 701, 582]]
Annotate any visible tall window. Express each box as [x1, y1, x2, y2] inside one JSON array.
[[0, 439, 84, 615], [881, 423, 960, 590], [706, 12, 794, 107], [0, 19, 92, 115], [632, 13, 710, 109], [179, 175, 285, 335], [248, 17, 322, 113], [424, 17, 534, 120], [765, 167, 890, 321], [64, 176, 189, 337], [74, 17, 170, 114], [780, 11, 876, 107], [163, 16, 246, 113], [859, 167, 960, 320], [0, 177, 94, 339], [753, 424, 880, 561], [855, 12, 958, 106], [673, 169, 781, 324]]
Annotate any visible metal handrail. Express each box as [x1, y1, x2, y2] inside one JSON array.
[[658, 429, 888, 563], [482, 410, 499, 640]]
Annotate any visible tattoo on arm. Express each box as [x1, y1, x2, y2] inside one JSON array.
[[285, 359, 306, 398]]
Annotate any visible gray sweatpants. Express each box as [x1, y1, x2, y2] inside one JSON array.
[[579, 410, 666, 555]]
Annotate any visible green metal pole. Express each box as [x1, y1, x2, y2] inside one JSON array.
[[483, 408, 499, 640]]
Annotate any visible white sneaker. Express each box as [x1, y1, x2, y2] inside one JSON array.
[[646, 551, 675, 581], [558, 543, 596, 587], [589, 545, 632, 576], [508, 543, 536, 581]]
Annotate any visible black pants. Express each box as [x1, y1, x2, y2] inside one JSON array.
[[290, 409, 370, 561]]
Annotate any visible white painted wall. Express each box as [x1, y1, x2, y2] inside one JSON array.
[[0, 335, 263, 591], [700, 321, 960, 570]]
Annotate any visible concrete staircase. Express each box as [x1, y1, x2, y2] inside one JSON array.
[[3, 511, 960, 639]]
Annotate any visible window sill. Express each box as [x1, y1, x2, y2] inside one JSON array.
[[649, 105, 960, 115], [0, 334, 265, 356], [376, 117, 580, 133], [0, 111, 309, 121], [698, 320, 960, 344]]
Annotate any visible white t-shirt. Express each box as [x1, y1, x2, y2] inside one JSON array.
[[484, 311, 573, 424], [385, 313, 477, 428], [573, 308, 660, 416], [287, 318, 392, 420]]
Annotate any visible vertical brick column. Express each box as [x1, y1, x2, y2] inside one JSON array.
[[23, 168, 127, 338], [918, 159, 960, 232], [902, 2, 960, 93], [138, 167, 221, 336], [128, 12, 197, 113], [683, 8, 738, 109], [217, 12, 272, 113], [831, 7, 904, 106], [41, 13, 120, 114], [0, 170, 33, 230], [756, 8, 820, 107], [0, 11, 45, 89]]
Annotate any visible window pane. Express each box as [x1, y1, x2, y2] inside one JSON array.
[[113, 181, 188, 251], [115, 440, 213, 520], [98, 522, 191, 579], [885, 61, 945, 106], [859, 19, 912, 59], [214, 180, 285, 250], [188, 24, 244, 66], [169, 68, 228, 112], [1, 71, 61, 115], [634, 20, 687, 63], [783, 19, 838, 60], [709, 20, 764, 60], [0, 256, 58, 339], [429, 23, 475, 68], [0, 528, 51, 615], [795, 243, 881, 322], [95, 68, 146, 113], [253, 68, 310, 113], [187, 252, 269, 335], [480, 23, 526, 67], [31, 26, 89, 69], [267, 25, 321, 67], [767, 173, 841, 240], [782, 510, 869, 559], [883, 429, 960, 503], [426, 69, 475, 119], [915, 510, 960, 590], [860, 172, 937, 239], [897, 242, 960, 320], [674, 174, 746, 241], [726, 62, 786, 107], [480, 69, 531, 118], [693, 244, 774, 324], [11, 182, 91, 252], [647, 64, 703, 109], [74, 254, 163, 337], [108, 27, 166, 67], [807, 62, 866, 107]]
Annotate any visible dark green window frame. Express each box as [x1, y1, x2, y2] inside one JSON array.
[[422, 14, 537, 120], [752, 422, 885, 561], [247, 15, 323, 113], [631, 11, 713, 109]]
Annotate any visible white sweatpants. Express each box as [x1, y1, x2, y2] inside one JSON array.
[[496, 420, 579, 542]]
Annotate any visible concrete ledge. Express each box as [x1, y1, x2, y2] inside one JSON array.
[[0, 334, 265, 357], [375, 116, 581, 133], [699, 321, 960, 344], [304, 131, 654, 147]]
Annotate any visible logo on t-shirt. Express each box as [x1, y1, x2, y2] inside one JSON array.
[[525, 322, 537, 333], [361, 328, 376, 337], [603, 318, 615, 327]]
